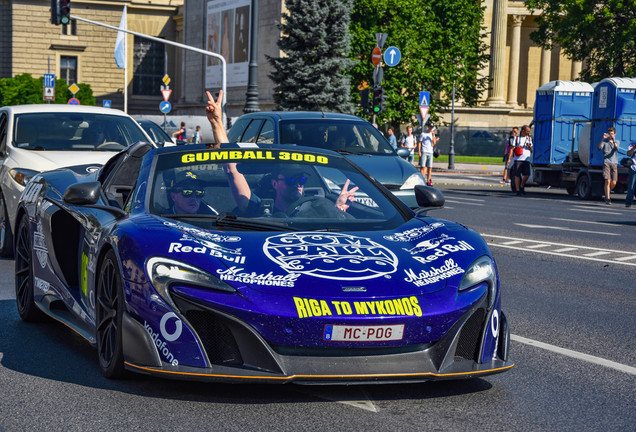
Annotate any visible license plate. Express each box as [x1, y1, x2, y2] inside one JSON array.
[[323, 324, 404, 342]]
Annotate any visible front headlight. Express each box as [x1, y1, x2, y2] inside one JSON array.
[[401, 172, 426, 189], [146, 257, 236, 310], [9, 168, 39, 187], [458, 255, 497, 304]]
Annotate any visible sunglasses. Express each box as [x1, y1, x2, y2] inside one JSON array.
[[178, 189, 205, 198], [277, 176, 307, 186]]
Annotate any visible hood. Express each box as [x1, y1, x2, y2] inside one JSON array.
[[9, 148, 116, 173], [143, 217, 484, 299], [345, 154, 418, 186]]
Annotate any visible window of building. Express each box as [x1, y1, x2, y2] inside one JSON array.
[[133, 36, 165, 96], [62, 20, 77, 36], [60, 56, 78, 84]]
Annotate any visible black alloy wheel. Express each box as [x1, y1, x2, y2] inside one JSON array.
[[95, 249, 126, 378], [15, 216, 45, 321], [0, 191, 14, 258]]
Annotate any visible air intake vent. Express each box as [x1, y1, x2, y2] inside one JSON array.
[[455, 308, 485, 361], [186, 310, 243, 366]]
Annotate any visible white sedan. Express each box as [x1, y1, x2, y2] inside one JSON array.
[[0, 104, 153, 257]]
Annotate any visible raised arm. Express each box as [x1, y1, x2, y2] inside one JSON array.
[[206, 90, 228, 145]]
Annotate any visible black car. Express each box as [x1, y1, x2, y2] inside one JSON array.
[[227, 112, 426, 207]]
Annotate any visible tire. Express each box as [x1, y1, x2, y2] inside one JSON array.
[[0, 191, 14, 258], [576, 173, 593, 200], [15, 216, 46, 321], [96, 249, 126, 379]]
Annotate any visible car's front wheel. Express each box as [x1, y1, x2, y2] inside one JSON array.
[[96, 249, 126, 379], [0, 191, 15, 258], [15, 216, 45, 321]]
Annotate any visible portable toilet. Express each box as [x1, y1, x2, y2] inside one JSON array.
[[532, 80, 594, 166], [588, 77, 636, 167]]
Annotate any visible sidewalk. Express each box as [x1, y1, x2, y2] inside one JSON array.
[[431, 161, 504, 175]]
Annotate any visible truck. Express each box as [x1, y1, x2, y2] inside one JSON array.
[[520, 78, 636, 200]]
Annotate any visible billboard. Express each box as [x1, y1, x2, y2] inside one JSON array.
[[206, 0, 251, 88]]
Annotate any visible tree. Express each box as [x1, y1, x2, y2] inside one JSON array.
[[349, 0, 490, 127], [268, 0, 355, 112], [0, 73, 95, 107], [525, 0, 636, 82]]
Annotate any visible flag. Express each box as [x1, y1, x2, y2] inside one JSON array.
[[114, 5, 127, 68]]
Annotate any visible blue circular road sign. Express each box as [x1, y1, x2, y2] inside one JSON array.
[[159, 101, 172, 114], [383, 46, 401, 67]]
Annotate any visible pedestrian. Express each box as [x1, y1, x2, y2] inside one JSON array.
[[623, 141, 636, 208], [512, 125, 533, 195], [501, 127, 518, 184], [191, 125, 203, 144], [172, 121, 187, 142], [400, 125, 417, 164], [418, 123, 438, 186], [387, 126, 398, 151], [598, 127, 619, 204]]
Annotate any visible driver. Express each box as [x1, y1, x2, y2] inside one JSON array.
[[168, 170, 218, 215]]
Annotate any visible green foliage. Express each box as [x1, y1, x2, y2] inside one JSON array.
[[349, 0, 489, 128], [525, 0, 636, 82], [268, 0, 355, 113], [0, 73, 96, 107]]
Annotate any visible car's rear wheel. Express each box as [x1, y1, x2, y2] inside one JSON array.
[[15, 216, 45, 321], [96, 249, 126, 379], [0, 191, 15, 258]]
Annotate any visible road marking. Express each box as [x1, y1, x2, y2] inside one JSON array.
[[571, 208, 621, 215], [514, 223, 619, 236], [455, 197, 486, 202], [482, 234, 636, 267], [298, 387, 378, 412], [551, 217, 622, 227], [444, 199, 484, 206], [582, 251, 612, 257], [511, 334, 636, 376]]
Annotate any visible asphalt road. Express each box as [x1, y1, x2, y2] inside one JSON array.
[[0, 179, 634, 431]]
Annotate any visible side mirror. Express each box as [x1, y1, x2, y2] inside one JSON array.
[[414, 185, 445, 211], [396, 148, 410, 159], [63, 181, 102, 205]]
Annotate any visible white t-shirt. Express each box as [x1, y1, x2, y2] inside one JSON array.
[[402, 135, 417, 154], [513, 135, 532, 162], [419, 132, 435, 153]]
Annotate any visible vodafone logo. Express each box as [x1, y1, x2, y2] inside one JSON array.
[[160, 312, 182, 342]]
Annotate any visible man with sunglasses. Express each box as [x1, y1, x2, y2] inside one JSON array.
[[168, 170, 218, 215]]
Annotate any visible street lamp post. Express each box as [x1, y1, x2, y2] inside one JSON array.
[[244, 0, 260, 113], [448, 80, 456, 170]]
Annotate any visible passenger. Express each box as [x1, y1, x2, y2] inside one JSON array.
[[168, 170, 217, 215]]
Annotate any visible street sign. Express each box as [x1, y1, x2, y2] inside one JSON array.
[[103, 100, 111, 108], [161, 89, 172, 102], [419, 91, 430, 123], [373, 67, 383, 86], [68, 83, 80, 95], [371, 47, 382, 66], [375, 33, 388, 49], [43, 87, 55, 101], [162, 74, 171, 86], [159, 101, 172, 114], [43, 73, 55, 88], [383, 46, 401, 67], [68, 97, 80, 105]]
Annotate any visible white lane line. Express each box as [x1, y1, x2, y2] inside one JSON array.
[[298, 387, 378, 412], [515, 223, 619, 236], [453, 197, 486, 202], [582, 251, 612, 257], [551, 217, 622, 227], [501, 240, 524, 245], [614, 255, 636, 262], [511, 334, 636, 376], [525, 244, 550, 249], [552, 247, 579, 253], [571, 208, 622, 215], [444, 199, 484, 206]]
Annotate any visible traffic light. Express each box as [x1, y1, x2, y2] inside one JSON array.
[[358, 89, 370, 114], [51, 0, 71, 25], [372, 86, 387, 115]]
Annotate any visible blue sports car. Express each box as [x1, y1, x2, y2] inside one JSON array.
[[14, 141, 513, 383]]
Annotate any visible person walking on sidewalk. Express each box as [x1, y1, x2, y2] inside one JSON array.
[[400, 125, 417, 164], [512, 125, 533, 195], [501, 127, 518, 184], [598, 127, 619, 205], [387, 127, 398, 151], [418, 123, 438, 186], [624, 141, 636, 208]]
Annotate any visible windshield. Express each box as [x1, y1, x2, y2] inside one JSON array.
[[149, 147, 408, 231], [13, 113, 148, 152], [279, 120, 395, 155]]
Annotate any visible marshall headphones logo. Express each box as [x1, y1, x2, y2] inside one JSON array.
[[264, 233, 398, 280]]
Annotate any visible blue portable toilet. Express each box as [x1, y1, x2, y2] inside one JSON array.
[[588, 77, 636, 167], [532, 80, 594, 166]]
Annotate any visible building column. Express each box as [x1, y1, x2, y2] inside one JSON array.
[[571, 60, 582, 80], [540, 47, 551, 86], [486, 0, 508, 106], [506, 15, 524, 107]]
